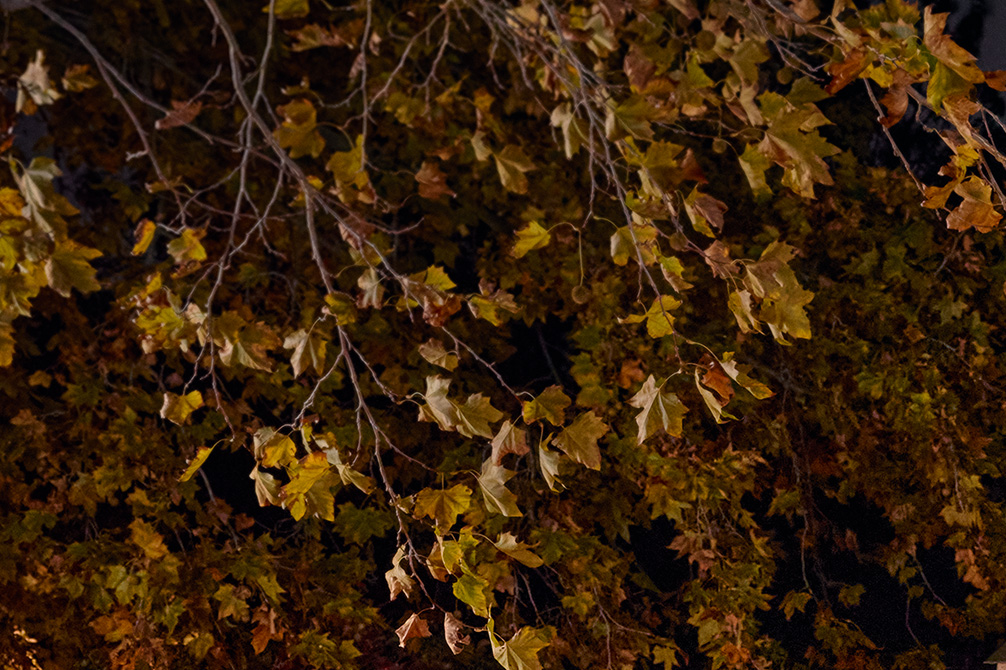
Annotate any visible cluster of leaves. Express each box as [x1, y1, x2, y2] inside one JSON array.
[[2, 0, 1006, 669]]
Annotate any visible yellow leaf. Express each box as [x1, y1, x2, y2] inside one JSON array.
[[131, 219, 156, 255], [160, 390, 203, 426], [180, 446, 214, 482]]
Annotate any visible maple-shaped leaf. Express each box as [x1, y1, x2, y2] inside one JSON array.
[[253, 428, 296, 468], [288, 23, 353, 51], [489, 622, 551, 670], [495, 532, 544, 568], [167, 228, 207, 264], [17, 50, 61, 113], [621, 295, 681, 339], [453, 573, 490, 617], [512, 221, 551, 258], [551, 412, 607, 470], [418, 376, 503, 438], [628, 375, 687, 445], [274, 99, 324, 158], [320, 442, 376, 494], [610, 223, 658, 266], [284, 452, 335, 521], [45, 240, 101, 297], [215, 312, 281, 371], [522, 385, 571, 426], [396, 613, 432, 648], [386, 546, 416, 601], [468, 288, 519, 326], [478, 458, 521, 517], [180, 445, 215, 482], [924, 7, 984, 86], [335, 503, 392, 544], [415, 484, 472, 529], [356, 267, 385, 309], [444, 611, 470, 655], [11, 159, 77, 241], [738, 143, 773, 198], [759, 264, 814, 343], [283, 328, 327, 376], [494, 145, 535, 194], [160, 390, 203, 425], [418, 339, 459, 371], [130, 519, 169, 560], [61, 63, 98, 92], [605, 95, 655, 141], [491, 420, 529, 465], [416, 161, 455, 200], [945, 177, 1001, 233]]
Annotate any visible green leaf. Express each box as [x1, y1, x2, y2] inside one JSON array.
[[551, 412, 607, 470], [512, 221, 551, 258], [179, 446, 214, 482], [415, 484, 472, 529], [335, 502, 393, 544], [453, 573, 490, 617], [627, 375, 687, 444], [478, 458, 522, 517], [522, 385, 571, 426], [160, 390, 203, 426]]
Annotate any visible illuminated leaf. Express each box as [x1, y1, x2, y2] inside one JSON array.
[[522, 385, 571, 426], [494, 145, 535, 194], [160, 390, 203, 425], [512, 221, 551, 258], [491, 420, 529, 465], [385, 546, 416, 601], [131, 219, 156, 256], [283, 328, 327, 376], [478, 458, 521, 517], [488, 621, 551, 670], [444, 611, 470, 655], [45, 240, 101, 297], [415, 484, 472, 529], [396, 613, 431, 648], [419, 338, 459, 371], [494, 532, 544, 568], [551, 412, 607, 470], [179, 446, 214, 482], [628, 375, 687, 444]]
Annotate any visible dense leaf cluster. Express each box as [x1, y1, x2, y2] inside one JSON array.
[[2, 0, 1006, 669]]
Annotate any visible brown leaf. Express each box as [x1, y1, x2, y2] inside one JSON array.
[[878, 69, 912, 128], [624, 45, 655, 91], [396, 613, 432, 648], [444, 611, 470, 655], [416, 161, 456, 200], [703, 240, 738, 278], [825, 48, 868, 95], [156, 100, 203, 130]]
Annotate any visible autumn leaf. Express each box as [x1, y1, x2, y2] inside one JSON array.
[[551, 412, 607, 470], [694, 370, 736, 424], [283, 328, 327, 376], [17, 50, 61, 113], [130, 519, 168, 560], [418, 338, 459, 371], [267, 0, 310, 19], [621, 295, 681, 339], [494, 145, 535, 194], [385, 546, 416, 601], [254, 428, 296, 468], [167, 228, 207, 264], [495, 532, 544, 568], [45, 240, 101, 297], [491, 420, 530, 465], [131, 219, 156, 256], [179, 446, 215, 482], [415, 484, 472, 529], [444, 611, 470, 655], [453, 573, 490, 617], [522, 385, 571, 426], [489, 622, 551, 670], [945, 177, 1001, 233], [274, 99, 324, 159], [61, 63, 98, 92], [478, 458, 522, 517], [160, 390, 203, 425], [418, 376, 503, 438], [155, 99, 203, 130], [628, 375, 687, 444], [396, 613, 432, 648], [512, 221, 551, 258], [538, 442, 563, 492], [416, 161, 455, 200]]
